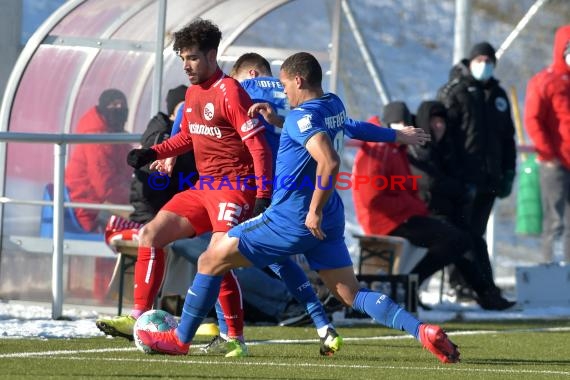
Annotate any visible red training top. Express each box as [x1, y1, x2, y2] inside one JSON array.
[[524, 25, 570, 169], [65, 107, 132, 232], [352, 117, 429, 235]]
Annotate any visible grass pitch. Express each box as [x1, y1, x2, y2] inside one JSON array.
[[1, 320, 569, 379]]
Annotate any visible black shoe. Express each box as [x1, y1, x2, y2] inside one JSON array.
[[476, 288, 516, 311]]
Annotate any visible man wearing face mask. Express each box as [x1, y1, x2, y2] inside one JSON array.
[[65, 88, 132, 232], [525, 25, 570, 264], [437, 42, 517, 301]]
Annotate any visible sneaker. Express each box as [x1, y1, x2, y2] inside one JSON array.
[[225, 338, 249, 358], [418, 324, 460, 364], [136, 328, 190, 355], [200, 335, 228, 354], [319, 328, 343, 356], [96, 315, 136, 340]]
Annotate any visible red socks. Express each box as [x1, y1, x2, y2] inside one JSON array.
[[133, 246, 166, 311], [218, 271, 244, 338]]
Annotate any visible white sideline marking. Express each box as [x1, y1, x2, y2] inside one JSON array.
[[2, 327, 569, 377], [0, 347, 135, 358], [27, 356, 570, 377]]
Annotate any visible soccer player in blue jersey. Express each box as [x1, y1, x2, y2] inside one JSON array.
[[138, 52, 460, 364], [210, 52, 341, 355], [230, 53, 288, 163]]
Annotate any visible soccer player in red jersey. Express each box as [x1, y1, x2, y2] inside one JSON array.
[[96, 19, 272, 358]]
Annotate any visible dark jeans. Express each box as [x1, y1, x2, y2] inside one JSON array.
[[540, 163, 570, 262], [389, 215, 493, 294]]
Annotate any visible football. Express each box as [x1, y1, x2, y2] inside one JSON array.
[[133, 309, 178, 354]]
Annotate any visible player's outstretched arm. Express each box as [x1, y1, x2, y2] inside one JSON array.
[[248, 102, 284, 128], [243, 131, 273, 203], [345, 118, 429, 145], [395, 126, 431, 145]]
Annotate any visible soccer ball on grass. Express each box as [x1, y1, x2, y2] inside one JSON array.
[[133, 309, 178, 354]]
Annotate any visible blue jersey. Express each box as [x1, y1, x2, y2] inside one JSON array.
[[240, 76, 289, 162], [229, 92, 397, 269], [265, 92, 346, 234], [171, 104, 183, 136]]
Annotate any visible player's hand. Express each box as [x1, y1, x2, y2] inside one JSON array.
[[163, 156, 177, 176], [305, 210, 326, 240], [395, 127, 431, 145], [248, 102, 284, 128], [127, 148, 157, 169], [252, 197, 271, 217], [150, 156, 177, 176]]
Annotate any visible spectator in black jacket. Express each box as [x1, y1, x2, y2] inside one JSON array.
[[408, 100, 514, 310], [129, 85, 196, 223], [408, 100, 472, 227], [437, 41, 517, 302]]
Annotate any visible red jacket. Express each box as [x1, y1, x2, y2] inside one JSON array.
[[352, 117, 429, 235], [524, 25, 570, 169], [65, 107, 132, 232]]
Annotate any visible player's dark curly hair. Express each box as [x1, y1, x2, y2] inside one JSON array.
[[281, 52, 322, 87], [173, 18, 222, 54]]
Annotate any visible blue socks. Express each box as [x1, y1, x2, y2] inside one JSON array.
[[177, 273, 223, 343], [352, 288, 421, 339], [270, 259, 329, 329]]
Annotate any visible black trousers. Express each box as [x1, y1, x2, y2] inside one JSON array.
[[390, 215, 493, 294], [448, 190, 497, 291]]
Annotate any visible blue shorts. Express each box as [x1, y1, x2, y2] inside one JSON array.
[[228, 214, 353, 271]]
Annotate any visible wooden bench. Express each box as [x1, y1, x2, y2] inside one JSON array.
[[106, 239, 197, 316], [108, 239, 139, 316], [354, 234, 428, 312]]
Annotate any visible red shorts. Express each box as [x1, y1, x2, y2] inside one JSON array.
[[162, 185, 256, 235]]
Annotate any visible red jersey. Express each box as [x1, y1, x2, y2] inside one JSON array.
[[153, 68, 265, 181]]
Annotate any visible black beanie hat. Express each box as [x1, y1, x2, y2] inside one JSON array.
[[98, 88, 127, 109], [382, 101, 413, 126], [469, 41, 496, 64], [166, 85, 188, 116], [429, 102, 447, 118]]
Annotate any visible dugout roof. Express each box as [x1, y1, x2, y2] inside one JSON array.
[[0, 0, 354, 234]]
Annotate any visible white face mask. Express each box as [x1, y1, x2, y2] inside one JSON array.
[[470, 60, 494, 81], [565, 54, 570, 67]]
